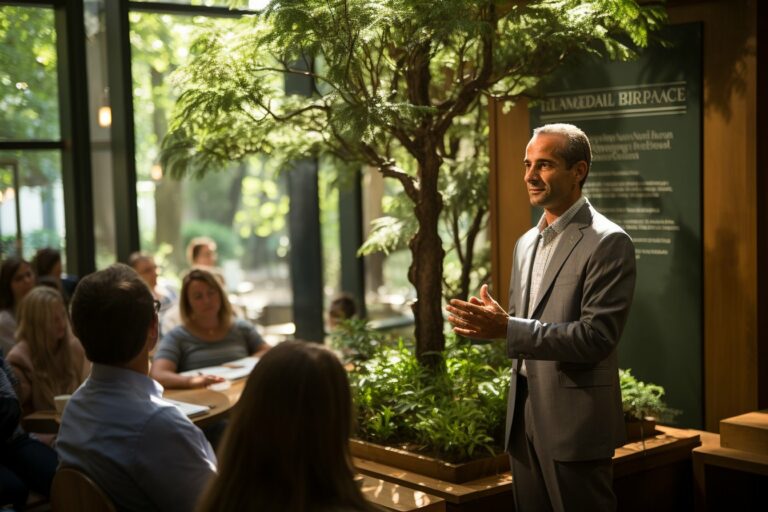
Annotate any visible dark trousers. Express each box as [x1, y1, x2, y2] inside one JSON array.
[[0, 434, 58, 510], [509, 376, 616, 512]]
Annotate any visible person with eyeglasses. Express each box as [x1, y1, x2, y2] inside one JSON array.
[[56, 263, 217, 512], [128, 251, 179, 337], [150, 268, 269, 389]]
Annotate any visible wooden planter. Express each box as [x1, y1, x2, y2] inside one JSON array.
[[349, 438, 509, 483], [625, 418, 657, 442]]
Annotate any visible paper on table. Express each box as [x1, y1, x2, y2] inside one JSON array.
[[164, 398, 211, 418], [179, 356, 259, 381]]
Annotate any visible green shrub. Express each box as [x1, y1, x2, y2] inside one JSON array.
[[619, 368, 679, 423], [348, 333, 509, 463]]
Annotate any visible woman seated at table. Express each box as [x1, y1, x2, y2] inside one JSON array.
[[196, 341, 378, 512], [0, 258, 35, 356], [150, 268, 269, 389], [6, 287, 90, 417]]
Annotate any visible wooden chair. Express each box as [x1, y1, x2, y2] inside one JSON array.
[[50, 467, 116, 512]]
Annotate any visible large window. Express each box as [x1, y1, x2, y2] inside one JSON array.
[[129, 9, 291, 324], [0, 5, 68, 265]]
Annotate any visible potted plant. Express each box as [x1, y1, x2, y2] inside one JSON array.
[[619, 368, 678, 441], [332, 321, 510, 483]]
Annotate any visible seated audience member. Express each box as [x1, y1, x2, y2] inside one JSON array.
[[56, 264, 217, 512], [186, 236, 218, 269], [196, 341, 379, 512], [0, 258, 35, 356], [32, 248, 64, 296], [128, 251, 178, 330], [0, 354, 57, 510], [328, 293, 357, 330], [7, 287, 90, 417], [150, 268, 269, 389]]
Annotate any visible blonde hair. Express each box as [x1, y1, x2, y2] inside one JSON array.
[[179, 268, 233, 329], [15, 286, 80, 409]]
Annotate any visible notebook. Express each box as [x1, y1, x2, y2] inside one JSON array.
[[164, 398, 211, 418], [179, 356, 259, 381]]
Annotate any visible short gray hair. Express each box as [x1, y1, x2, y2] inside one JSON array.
[[533, 123, 592, 185]]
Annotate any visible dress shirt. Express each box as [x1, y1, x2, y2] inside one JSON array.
[[57, 364, 216, 512], [520, 195, 587, 376]]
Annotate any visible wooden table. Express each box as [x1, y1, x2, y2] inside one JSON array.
[[354, 425, 702, 512], [22, 379, 247, 433]]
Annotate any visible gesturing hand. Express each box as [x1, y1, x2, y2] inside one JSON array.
[[445, 284, 509, 340], [188, 374, 226, 389]]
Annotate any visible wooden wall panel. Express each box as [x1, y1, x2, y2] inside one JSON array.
[[488, 0, 760, 432], [488, 99, 531, 311], [667, 0, 758, 432]]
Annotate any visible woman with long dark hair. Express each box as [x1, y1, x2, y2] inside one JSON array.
[[196, 341, 378, 512], [0, 258, 35, 356]]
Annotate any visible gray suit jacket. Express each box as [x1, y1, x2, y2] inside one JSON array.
[[504, 201, 636, 461]]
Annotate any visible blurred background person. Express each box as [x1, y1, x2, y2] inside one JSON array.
[[7, 287, 89, 418], [0, 258, 35, 356], [150, 268, 268, 389], [186, 236, 218, 269], [328, 293, 357, 331], [129, 251, 178, 338], [196, 341, 379, 512]]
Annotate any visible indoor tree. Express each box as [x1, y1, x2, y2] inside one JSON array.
[[161, 0, 665, 366]]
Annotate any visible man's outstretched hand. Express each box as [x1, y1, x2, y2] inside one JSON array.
[[446, 284, 509, 340]]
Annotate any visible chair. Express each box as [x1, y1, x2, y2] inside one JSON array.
[[50, 467, 116, 512]]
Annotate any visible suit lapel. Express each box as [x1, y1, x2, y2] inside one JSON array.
[[529, 203, 592, 317]]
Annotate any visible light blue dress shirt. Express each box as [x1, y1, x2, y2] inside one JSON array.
[[56, 364, 217, 512]]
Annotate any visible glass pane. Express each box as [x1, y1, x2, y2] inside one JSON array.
[[0, 150, 66, 268], [85, 0, 117, 269], [130, 11, 291, 333], [0, 5, 61, 140]]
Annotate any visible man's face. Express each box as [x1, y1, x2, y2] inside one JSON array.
[[523, 133, 586, 218], [195, 244, 217, 267]]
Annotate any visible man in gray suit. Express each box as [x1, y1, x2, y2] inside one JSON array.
[[447, 123, 636, 511]]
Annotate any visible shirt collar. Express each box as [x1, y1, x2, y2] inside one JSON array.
[[536, 195, 587, 245], [89, 363, 164, 398]]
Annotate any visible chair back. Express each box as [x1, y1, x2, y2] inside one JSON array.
[[50, 467, 116, 512]]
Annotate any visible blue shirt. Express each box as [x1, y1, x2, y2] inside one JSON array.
[[56, 364, 217, 512], [155, 318, 265, 372]]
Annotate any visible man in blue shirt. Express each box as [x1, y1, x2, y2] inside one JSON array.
[[57, 264, 217, 512]]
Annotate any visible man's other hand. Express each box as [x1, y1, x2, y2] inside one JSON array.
[[446, 284, 509, 340]]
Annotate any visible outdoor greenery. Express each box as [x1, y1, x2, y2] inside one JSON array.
[[161, 0, 666, 365], [619, 368, 678, 423]]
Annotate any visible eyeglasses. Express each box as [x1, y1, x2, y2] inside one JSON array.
[[153, 300, 162, 314]]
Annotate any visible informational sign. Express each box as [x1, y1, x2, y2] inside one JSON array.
[[530, 24, 703, 427]]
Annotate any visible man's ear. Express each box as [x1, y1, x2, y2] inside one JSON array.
[[573, 160, 589, 184]]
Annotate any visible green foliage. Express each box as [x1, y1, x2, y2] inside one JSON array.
[[620, 368, 679, 423], [350, 333, 510, 462], [330, 317, 397, 362], [0, 229, 60, 260], [181, 220, 240, 260]]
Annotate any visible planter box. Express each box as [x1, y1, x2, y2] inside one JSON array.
[[625, 419, 657, 442], [350, 438, 509, 483]]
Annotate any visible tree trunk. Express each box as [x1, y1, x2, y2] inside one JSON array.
[[409, 150, 446, 367]]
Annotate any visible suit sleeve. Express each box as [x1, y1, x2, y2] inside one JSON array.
[[506, 232, 636, 363]]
